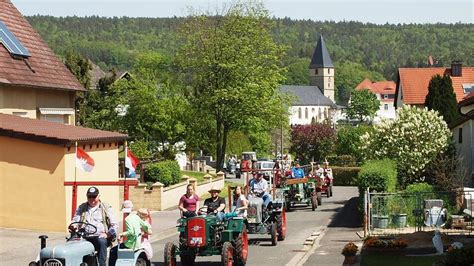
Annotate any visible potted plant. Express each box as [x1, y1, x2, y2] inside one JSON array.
[[372, 198, 389, 229], [341, 242, 358, 265], [388, 195, 407, 228]]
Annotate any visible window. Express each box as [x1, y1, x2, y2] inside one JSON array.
[[298, 108, 302, 119], [328, 83, 330, 88], [459, 128, 463, 143], [328, 68, 330, 74], [312, 108, 315, 113], [315, 69, 318, 75], [12, 112, 27, 117], [384, 104, 388, 110], [384, 94, 388, 99], [305, 108, 308, 119], [463, 84, 474, 94]]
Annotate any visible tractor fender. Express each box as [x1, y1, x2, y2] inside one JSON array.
[[40, 239, 95, 265]]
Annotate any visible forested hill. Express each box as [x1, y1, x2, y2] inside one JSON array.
[[27, 15, 473, 83]]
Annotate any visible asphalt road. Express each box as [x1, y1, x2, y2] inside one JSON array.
[[149, 186, 359, 266]]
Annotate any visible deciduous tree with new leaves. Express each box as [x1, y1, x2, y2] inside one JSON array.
[[347, 89, 380, 122], [176, 2, 288, 170], [360, 105, 451, 187]]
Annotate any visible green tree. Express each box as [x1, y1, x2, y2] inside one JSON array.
[[425, 74, 460, 125], [360, 105, 451, 187], [336, 124, 372, 162], [346, 89, 380, 122], [63, 50, 91, 126], [176, 2, 287, 170], [226, 131, 253, 156], [334, 61, 385, 105]]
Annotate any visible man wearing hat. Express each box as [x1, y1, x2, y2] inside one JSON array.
[[70, 186, 118, 266], [109, 200, 152, 266], [202, 186, 226, 221]]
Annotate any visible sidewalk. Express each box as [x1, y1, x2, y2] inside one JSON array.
[[0, 209, 182, 265]]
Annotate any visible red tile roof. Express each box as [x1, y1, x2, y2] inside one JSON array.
[[459, 92, 474, 107], [0, 0, 84, 91], [397, 67, 474, 105], [356, 78, 396, 94], [0, 113, 127, 145]]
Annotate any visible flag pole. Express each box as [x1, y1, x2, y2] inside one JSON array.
[[124, 141, 128, 200], [71, 141, 78, 219]]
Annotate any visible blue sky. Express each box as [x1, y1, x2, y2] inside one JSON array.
[[11, 0, 474, 24]]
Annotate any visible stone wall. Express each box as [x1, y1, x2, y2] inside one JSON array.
[[120, 175, 225, 211]]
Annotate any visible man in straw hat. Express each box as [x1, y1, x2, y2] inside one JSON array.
[[201, 185, 226, 221]]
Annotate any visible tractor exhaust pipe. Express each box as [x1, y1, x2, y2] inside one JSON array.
[[39, 235, 48, 249]]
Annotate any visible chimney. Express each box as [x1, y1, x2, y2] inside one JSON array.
[[451, 60, 463, 77]]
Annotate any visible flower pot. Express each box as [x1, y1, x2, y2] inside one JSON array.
[[343, 255, 357, 265], [392, 213, 407, 228], [373, 215, 389, 229]]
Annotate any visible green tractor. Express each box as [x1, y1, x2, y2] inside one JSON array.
[[164, 207, 248, 266], [280, 177, 321, 212]]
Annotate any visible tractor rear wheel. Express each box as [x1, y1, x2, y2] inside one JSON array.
[[180, 254, 196, 266], [277, 209, 287, 241], [136, 257, 147, 266], [164, 242, 177, 266], [234, 225, 248, 265], [221, 242, 234, 266], [317, 192, 322, 206], [326, 189, 330, 198], [270, 223, 278, 246]]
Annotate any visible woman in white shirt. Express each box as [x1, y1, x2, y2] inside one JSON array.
[[233, 186, 248, 217]]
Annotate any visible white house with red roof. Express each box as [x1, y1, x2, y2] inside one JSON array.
[[395, 61, 474, 109], [355, 78, 396, 122]]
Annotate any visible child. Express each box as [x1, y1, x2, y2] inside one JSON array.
[[138, 208, 153, 260]]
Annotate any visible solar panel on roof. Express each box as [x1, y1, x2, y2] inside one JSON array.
[[0, 20, 30, 58]]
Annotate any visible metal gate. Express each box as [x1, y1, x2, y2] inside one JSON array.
[[364, 189, 474, 236]]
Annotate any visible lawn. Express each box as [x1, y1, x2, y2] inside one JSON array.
[[199, 181, 242, 200], [361, 253, 443, 266]]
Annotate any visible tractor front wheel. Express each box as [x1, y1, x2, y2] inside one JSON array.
[[234, 225, 248, 265], [164, 242, 177, 266], [329, 185, 333, 197], [222, 242, 234, 266], [270, 223, 278, 246], [277, 209, 287, 241]]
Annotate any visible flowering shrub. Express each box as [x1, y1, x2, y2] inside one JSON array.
[[360, 105, 451, 187], [342, 242, 358, 256]]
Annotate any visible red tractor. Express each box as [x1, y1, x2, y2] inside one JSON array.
[[314, 172, 333, 198]]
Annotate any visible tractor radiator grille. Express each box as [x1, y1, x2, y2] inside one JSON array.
[[41, 258, 65, 266]]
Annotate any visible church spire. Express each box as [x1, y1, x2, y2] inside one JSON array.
[[309, 35, 333, 68]]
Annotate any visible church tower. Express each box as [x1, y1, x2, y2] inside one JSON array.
[[309, 35, 335, 102]]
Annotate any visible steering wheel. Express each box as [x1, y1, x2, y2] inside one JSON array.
[[198, 206, 208, 215], [69, 221, 97, 238]]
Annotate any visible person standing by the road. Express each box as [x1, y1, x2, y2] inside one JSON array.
[[69, 187, 118, 266], [179, 184, 200, 218]]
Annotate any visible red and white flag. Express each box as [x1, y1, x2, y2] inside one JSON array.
[[125, 148, 140, 176], [76, 147, 95, 172]]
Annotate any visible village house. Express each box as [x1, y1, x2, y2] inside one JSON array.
[[451, 93, 474, 180], [281, 35, 338, 125], [355, 78, 396, 122], [0, 0, 132, 232], [395, 61, 474, 108]]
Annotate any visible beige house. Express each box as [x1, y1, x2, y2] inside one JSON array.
[[0, 0, 83, 124], [451, 93, 474, 180], [0, 113, 128, 232]]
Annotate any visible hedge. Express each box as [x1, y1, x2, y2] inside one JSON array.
[[332, 166, 360, 186], [326, 155, 358, 167], [357, 159, 397, 193], [144, 160, 181, 187]]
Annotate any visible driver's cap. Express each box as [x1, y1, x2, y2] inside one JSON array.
[[86, 186, 99, 197], [122, 200, 133, 213]]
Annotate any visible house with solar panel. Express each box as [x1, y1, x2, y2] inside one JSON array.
[[0, 0, 134, 232], [281, 35, 338, 125]]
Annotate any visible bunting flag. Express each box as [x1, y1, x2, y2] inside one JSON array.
[[125, 148, 140, 177], [76, 147, 95, 172]]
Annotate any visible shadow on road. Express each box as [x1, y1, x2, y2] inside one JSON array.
[[153, 262, 222, 266], [328, 197, 362, 228]]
